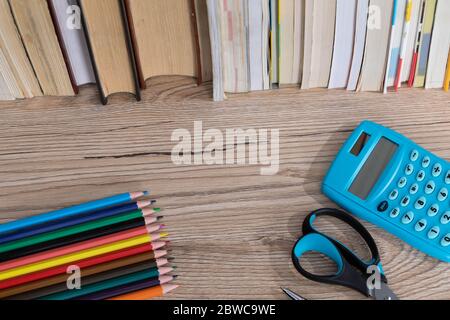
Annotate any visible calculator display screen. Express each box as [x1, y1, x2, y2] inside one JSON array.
[[349, 137, 398, 200]]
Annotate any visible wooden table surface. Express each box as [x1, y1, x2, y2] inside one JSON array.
[[0, 76, 449, 300]]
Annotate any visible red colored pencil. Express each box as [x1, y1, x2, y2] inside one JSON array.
[[0, 223, 164, 272], [0, 245, 167, 290]]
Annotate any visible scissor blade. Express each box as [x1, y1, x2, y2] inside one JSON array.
[[370, 282, 399, 300], [281, 288, 306, 300]]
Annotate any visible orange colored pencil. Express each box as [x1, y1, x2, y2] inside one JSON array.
[[109, 284, 178, 300]]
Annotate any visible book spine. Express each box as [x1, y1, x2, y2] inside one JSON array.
[[394, 0, 413, 91], [190, 0, 203, 86], [76, 0, 107, 104], [123, 0, 146, 90], [119, 0, 141, 102], [46, 0, 79, 94]]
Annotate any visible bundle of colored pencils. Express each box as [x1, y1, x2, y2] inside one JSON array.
[[0, 191, 177, 300]]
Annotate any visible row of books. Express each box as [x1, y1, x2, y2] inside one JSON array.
[[0, 0, 448, 104], [208, 0, 450, 101], [0, 0, 212, 104]]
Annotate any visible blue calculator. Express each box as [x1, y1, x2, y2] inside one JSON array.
[[323, 121, 450, 262]]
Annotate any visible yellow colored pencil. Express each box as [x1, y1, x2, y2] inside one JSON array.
[[0, 232, 167, 281]]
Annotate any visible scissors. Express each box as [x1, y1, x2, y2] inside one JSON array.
[[288, 208, 398, 300]]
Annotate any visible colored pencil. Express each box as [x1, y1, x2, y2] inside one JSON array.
[[0, 191, 149, 235], [394, 0, 413, 91], [110, 284, 178, 300], [0, 201, 156, 245], [0, 232, 168, 281], [0, 246, 167, 290], [0, 224, 164, 272], [0, 209, 161, 261], [8, 263, 173, 300], [80, 275, 176, 300], [0, 251, 169, 298], [39, 267, 173, 300], [408, 0, 426, 87], [444, 51, 450, 92]]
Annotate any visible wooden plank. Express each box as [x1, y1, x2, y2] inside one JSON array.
[[0, 77, 449, 299]]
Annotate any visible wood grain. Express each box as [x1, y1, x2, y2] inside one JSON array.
[[0, 76, 449, 299]]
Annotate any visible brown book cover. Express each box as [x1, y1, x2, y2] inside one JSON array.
[[46, 0, 78, 94], [192, 0, 213, 84], [77, 0, 141, 104], [125, 0, 198, 86], [9, 0, 75, 96]]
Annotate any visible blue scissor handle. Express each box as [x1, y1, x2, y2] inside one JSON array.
[[291, 208, 388, 297], [293, 233, 344, 274], [304, 208, 385, 279]]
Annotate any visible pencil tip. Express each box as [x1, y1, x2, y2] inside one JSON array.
[[150, 200, 157, 204], [157, 215, 164, 221], [153, 207, 161, 212], [143, 190, 150, 196], [173, 275, 179, 279], [167, 257, 175, 261]]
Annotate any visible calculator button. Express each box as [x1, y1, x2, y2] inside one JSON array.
[[389, 189, 399, 200], [402, 211, 414, 224], [440, 211, 450, 225], [427, 226, 440, 240], [432, 163, 442, 177], [422, 157, 431, 168], [377, 201, 389, 212], [400, 196, 410, 207], [398, 177, 407, 188], [415, 219, 427, 232], [409, 183, 419, 195], [428, 204, 440, 217], [405, 164, 414, 176], [416, 170, 425, 182], [410, 150, 419, 162], [445, 171, 450, 184], [437, 188, 448, 202], [414, 197, 427, 210], [390, 207, 401, 218], [441, 234, 450, 247], [424, 181, 436, 195]]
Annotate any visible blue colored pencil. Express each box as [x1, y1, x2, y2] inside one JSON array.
[[0, 191, 149, 235], [0, 199, 156, 245]]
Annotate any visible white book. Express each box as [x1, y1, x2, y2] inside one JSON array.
[[249, 0, 264, 91], [262, 0, 271, 90], [358, 0, 394, 92], [51, 0, 95, 86], [347, 0, 369, 91], [308, 0, 336, 88], [425, 0, 450, 89], [206, 0, 224, 101], [401, 0, 421, 82], [329, 0, 357, 89], [279, 0, 295, 85], [270, 0, 278, 85], [292, 0, 303, 85], [301, 0, 314, 89], [384, 0, 406, 91]]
